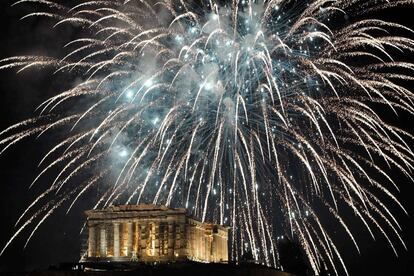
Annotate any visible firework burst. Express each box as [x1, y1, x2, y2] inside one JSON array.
[[1, 0, 414, 275]]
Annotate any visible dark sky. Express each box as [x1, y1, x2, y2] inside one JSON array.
[[0, 1, 413, 275]]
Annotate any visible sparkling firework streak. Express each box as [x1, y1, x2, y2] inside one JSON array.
[[1, 0, 414, 274]]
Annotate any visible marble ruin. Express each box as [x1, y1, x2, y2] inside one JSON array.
[[81, 204, 228, 264]]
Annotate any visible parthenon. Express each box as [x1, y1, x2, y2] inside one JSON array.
[[81, 204, 228, 263]]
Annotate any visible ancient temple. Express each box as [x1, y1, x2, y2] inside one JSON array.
[[81, 204, 228, 264]]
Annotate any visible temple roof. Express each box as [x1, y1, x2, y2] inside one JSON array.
[[85, 204, 187, 220], [107, 204, 186, 212], [85, 204, 228, 230]]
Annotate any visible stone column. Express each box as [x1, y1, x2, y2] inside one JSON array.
[[88, 225, 96, 257], [196, 226, 201, 260], [133, 222, 139, 255], [211, 234, 217, 262], [200, 228, 205, 261], [205, 235, 211, 262], [100, 225, 107, 257], [140, 224, 146, 257], [113, 222, 120, 258], [202, 228, 206, 260], [127, 222, 133, 257], [218, 235, 223, 261], [168, 222, 174, 256], [223, 234, 228, 262], [154, 222, 159, 257], [176, 223, 183, 257], [162, 223, 168, 256], [217, 235, 221, 262], [187, 224, 193, 258]]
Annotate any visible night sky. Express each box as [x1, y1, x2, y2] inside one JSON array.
[[0, 1, 413, 275]]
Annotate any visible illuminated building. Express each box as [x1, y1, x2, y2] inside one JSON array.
[[81, 204, 228, 263]]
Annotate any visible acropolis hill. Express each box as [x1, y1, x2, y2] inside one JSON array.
[[2, 204, 294, 276]]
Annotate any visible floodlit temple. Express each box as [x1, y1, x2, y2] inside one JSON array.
[[81, 205, 229, 264]]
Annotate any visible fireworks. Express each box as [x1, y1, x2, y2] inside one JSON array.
[[1, 0, 414, 274]]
